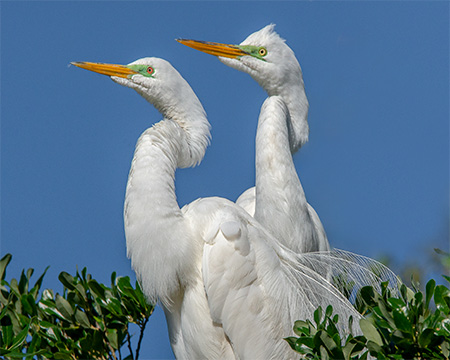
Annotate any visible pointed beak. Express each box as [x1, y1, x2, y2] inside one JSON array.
[[71, 61, 138, 78], [176, 39, 249, 59]]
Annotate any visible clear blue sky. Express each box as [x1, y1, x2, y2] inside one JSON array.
[[2, 2, 448, 359]]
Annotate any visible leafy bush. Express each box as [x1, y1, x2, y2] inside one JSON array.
[[286, 280, 450, 359], [0, 253, 154, 359]]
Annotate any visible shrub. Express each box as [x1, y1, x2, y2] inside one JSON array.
[[0, 253, 154, 359], [286, 280, 450, 359]]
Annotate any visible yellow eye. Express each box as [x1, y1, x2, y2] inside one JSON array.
[[259, 47, 267, 57]]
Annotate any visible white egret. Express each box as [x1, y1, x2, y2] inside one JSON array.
[[72, 58, 398, 359], [178, 25, 330, 254]]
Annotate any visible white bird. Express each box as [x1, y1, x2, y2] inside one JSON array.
[[178, 24, 330, 254], [72, 58, 398, 359]]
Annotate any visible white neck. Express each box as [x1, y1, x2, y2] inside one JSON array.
[[254, 96, 315, 253], [124, 106, 209, 306]]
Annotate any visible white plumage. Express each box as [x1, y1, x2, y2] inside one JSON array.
[[179, 25, 330, 254], [72, 57, 398, 359]]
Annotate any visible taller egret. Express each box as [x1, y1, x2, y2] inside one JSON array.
[[178, 25, 329, 254], [72, 57, 397, 359]]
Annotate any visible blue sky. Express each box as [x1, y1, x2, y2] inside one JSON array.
[[2, 2, 449, 358]]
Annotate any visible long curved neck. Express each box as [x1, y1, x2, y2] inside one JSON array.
[[254, 96, 314, 253], [124, 106, 209, 306]]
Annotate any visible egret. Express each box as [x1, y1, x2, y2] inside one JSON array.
[[178, 24, 330, 254], [72, 57, 398, 359]]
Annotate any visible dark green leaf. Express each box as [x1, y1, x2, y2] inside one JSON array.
[[360, 286, 377, 307], [325, 305, 333, 318], [21, 294, 37, 316], [18, 269, 31, 294], [0, 254, 12, 281], [58, 272, 76, 291], [2, 323, 14, 347], [54, 351, 73, 360], [29, 266, 49, 300], [88, 279, 105, 299], [418, 328, 435, 347], [284, 336, 297, 350], [313, 306, 322, 326], [393, 310, 412, 333], [9, 318, 32, 351], [425, 279, 436, 309]]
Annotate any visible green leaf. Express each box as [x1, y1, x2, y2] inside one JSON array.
[[58, 272, 76, 291], [104, 297, 123, 317], [42, 288, 54, 300], [387, 297, 405, 309], [342, 341, 357, 360], [319, 345, 330, 360], [360, 318, 383, 346], [425, 279, 436, 309], [29, 266, 49, 300], [54, 351, 73, 360], [21, 294, 37, 316], [418, 328, 435, 347], [393, 310, 412, 334], [435, 285, 450, 313], [313, 306, 323, 326], [106, 328, 119, 350], [295, 336, 315, 350], [293, 320, 309, 336], [284, 336, 297, 350], [320, 331, 338, 353], [0, 254, 12, 281], [39, 299, 66, 320], [88, 279, 105, 299], [9, 318, 32, 351], [325, 305, 333, 318], [55, 294, 74, 319], [1, 323, 14, 347], [75, 309, 90, 328]]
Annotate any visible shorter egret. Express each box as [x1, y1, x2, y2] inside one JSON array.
[[178, 25, 330, 255]]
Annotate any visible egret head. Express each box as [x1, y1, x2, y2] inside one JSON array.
[[71, 57, 210, 167], [71, 58, 198, 113], [177, 24, 304, 96], [178, 24, 309, 152]]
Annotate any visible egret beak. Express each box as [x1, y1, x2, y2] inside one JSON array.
[[177, 39, 250, 59], [71, 61, 138, 78]]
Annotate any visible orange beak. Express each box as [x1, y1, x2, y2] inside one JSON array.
[[176, 39, 249, 58], [71, 61, 138, 78]]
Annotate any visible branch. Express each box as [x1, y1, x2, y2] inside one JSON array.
[[135, 318, 149, 360]]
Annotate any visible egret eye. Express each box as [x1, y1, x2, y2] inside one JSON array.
[[259, 47, 267, 57], [147, 66, 155, 75]]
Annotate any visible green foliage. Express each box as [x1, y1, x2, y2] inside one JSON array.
[[0, 253, 154, 359], [286, 280, 450, 359]]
